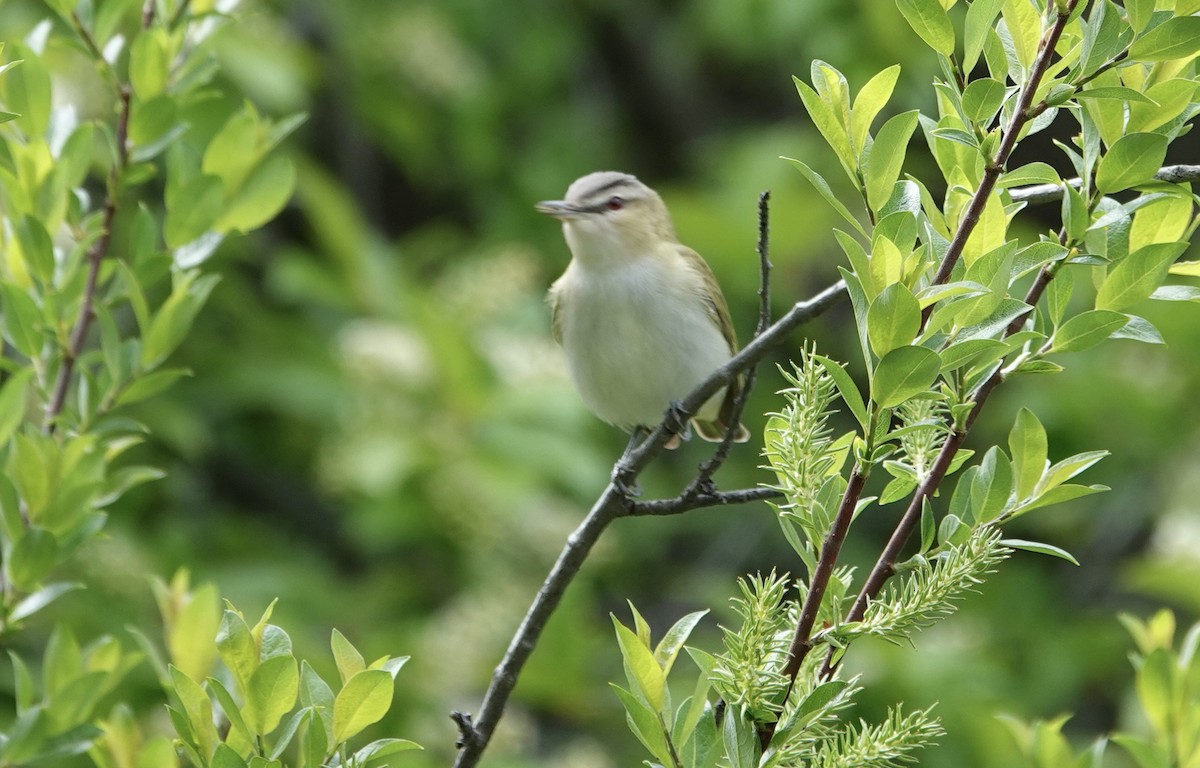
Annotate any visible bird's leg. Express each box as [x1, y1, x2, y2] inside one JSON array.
[[611, 427, 645, 497], [662, 400, 691, 449]]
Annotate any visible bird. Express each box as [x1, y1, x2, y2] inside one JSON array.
[[537, 171, 751, 450]]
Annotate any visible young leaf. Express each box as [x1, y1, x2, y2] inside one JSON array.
[[612, 616, 666, 713], [168, 666, 218, 760], [330, 629, 365, 686], [815, 354, 869, 432], [1002, 539, 1080, 566], [867, 282, 921, 357], [1049, 310, 1128, 353], [850, 64, 901, 155], [653, 610, 708, 678], [245, 654, 298, 736], [1008, 408, 1047, 501], [332, 669, 394, 744], [961, 78, 1008, 126], [896, 0, 956, 55], [865, 110, 920, 214], [793, 78, 856, 180], [784, 157, 867, 237], [1094, 133, 1169, 194], [611, 684, 673, 766], [1127, 16, 1200, 61], [1096, 242, 1187, 311], [871, 346, 942, 409]]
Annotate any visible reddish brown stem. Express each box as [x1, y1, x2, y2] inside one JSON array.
[[922, 1, 1077, 314], [43, 1, 151, 432], [758, 464, 868, 749]]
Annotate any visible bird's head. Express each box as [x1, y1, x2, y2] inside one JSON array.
[[536, 171, 677, 266]]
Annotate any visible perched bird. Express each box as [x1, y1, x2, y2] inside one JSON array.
[[537, 171, 750, 449]]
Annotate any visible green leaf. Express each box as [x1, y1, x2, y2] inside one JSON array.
[[6, 526, 59, 590], [115, 368, 192, 407], [850, 64, 901, 155], [129, 29, 170, 99], [330, 628, 365, 686], [1049, 310, 1128, 353], [1128, 79, 1199, 134], [168, 666, 217, 759], [1135, 647, 1174, 735], [1, 282, 43, 358], [203, 105, 265, 193], [867, 282, 921, 357], [214, 154, 296, 234], [163, 580, 220, 684], [141, 273, 220, 370], [1111, 734, 1170, 768], [1127, 16, 1200, 60], [9, 582, 82, 624], [332, 669, 394, 743], [999, 162, 1062, 188], [299, 661, 335, 739], [783, 157, 867, 237], [1095, 133, 1169, 194], [815, 354, 869, 432], [896, 0, 955, 55], [0, 368, 33, 447], [1096, 242, 1187, 311], [1014, 483, 1109, 516], [208, 677, 255, 747], [794, 77, 856, 179], [970, 447, 1013, 524], [346, 738, 423, 765], [871, 346, 942, 409], [211, 744, 248, 768], [865, 110, 920, 213], [1074, 86, 1157, 105], [723, 710, 760, 768], [245, 654, 298, 736], [1008, 408, 1046, 501], [612, 616, 665, 712], [962, 78, 1008, 125], [1001, 539, 1080, 566], [964, 0, 1004, 72], [164, 174, 223, 249], [1124, 0, 1154, 33], [216, 609, 258, 695], [611, 684, 672, 766], [653, 610, 708, 678]]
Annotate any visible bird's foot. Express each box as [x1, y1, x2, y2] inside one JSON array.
[[662, 401, 691, 449], [611, 460, 642, 498]]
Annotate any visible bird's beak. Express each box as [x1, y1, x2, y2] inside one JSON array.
[[535, 200, 583, 220]]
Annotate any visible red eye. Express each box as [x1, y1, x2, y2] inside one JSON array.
[[606, 196, 624, 211]]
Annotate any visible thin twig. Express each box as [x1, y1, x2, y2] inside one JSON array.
[[680, 191, 774, 501], [627, 487, 782, 517], [44, 2, 154, 433]]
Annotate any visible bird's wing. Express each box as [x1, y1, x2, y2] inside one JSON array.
[[547, 281, 565, 345], [676, 244, 738, 354]]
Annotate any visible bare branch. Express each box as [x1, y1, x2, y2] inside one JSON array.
[[627, 486, 782, 517], [1009, 164, 1200, 205]]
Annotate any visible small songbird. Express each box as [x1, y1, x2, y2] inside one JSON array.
[[537, 171, 750, 449]]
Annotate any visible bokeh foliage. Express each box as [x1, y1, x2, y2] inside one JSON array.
[[1, 0, 1199, 767]]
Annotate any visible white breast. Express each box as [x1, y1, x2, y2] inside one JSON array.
[[551, 252, 732, 431]]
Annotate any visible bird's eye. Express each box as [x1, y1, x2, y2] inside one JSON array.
[[606, 196, 624, 211]]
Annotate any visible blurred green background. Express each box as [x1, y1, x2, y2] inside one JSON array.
[[2, 0, 1199, 766]]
